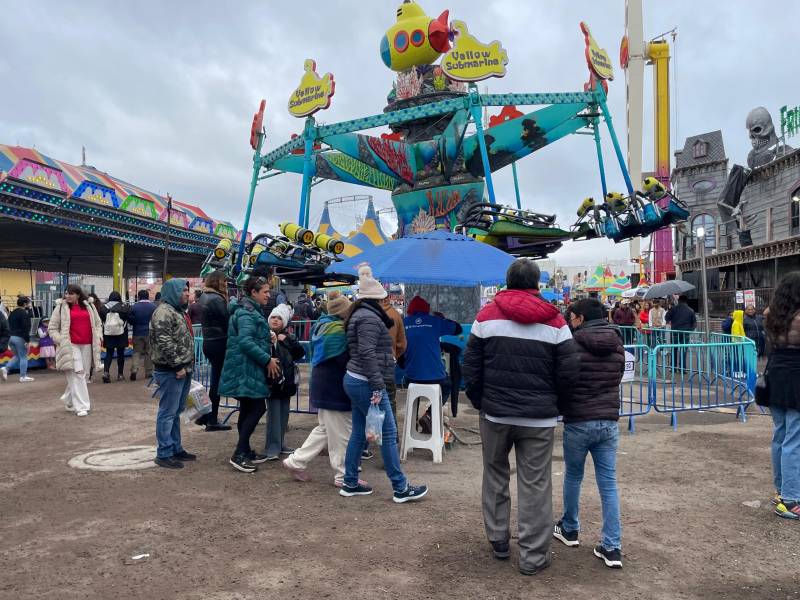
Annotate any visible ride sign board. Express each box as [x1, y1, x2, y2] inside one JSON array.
[[744, 289, 756, 306], [781, 104, 799, 139], [441, 21, 508, 82], [580, 22, 614, 81], [735, 290, 744, 305], [288, 59, 335, 118]]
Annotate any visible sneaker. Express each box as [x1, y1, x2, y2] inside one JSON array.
[[771, 492, 782, 506], [129, 372, 137, 381], [0, 367, 7, 381], [117, 374, 125, 381], [491, 540, 510, 560], [19, 376, 34, 382], [205, 423, 232, 432], [154, 456, 184, 469], [174, 450, 196, 461], [362, 449, 374, 460], [282, 459, 312, 482], [229, 454, 257, 473], [280, 447, 295, 455], [393, 484, 428, 504], [250, 453, 270, 464], [339, 483, 374, 497], [553, 520, 580, 547], [774, 500, 800, 520], [76, 410, 89, 417], [102, 373, 110, 384], [334, 479, 368, 488], [265, 454, 280, 461], [593, 545, 623, 568], [65, 404, 74, 412]]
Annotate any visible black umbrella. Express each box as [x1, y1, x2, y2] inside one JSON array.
[[643, 280, 695, 299]]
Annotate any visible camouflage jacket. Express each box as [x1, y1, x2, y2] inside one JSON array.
[[149, 302, 194, 373]]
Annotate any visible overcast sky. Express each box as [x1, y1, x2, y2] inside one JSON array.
[[1, 1, 796, 268]]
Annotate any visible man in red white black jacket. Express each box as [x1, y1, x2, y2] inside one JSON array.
[[463, 259, 579, 576]]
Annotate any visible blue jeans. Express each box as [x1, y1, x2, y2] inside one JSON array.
[[561, 420, 621, 550], [6, 336, 28, 377], [154, 371, 191, 459], [771, 406, 800, 502], [343, 374, 406, 492]]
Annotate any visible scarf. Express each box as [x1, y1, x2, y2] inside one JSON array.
[[310, 313, 347, 367]]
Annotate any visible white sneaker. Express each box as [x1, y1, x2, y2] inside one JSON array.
[[65, 404, 74, 412], [19, 376, 34, 382], [76, 410, 89, 417], [0, 367, 7, 381]]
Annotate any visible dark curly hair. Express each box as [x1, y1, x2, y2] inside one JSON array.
[[765, 271, 800, 342]]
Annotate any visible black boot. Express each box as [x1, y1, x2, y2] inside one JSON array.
[[102, 371, 110, 384]]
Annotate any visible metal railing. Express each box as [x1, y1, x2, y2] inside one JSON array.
[[189, 321, 756, 431]]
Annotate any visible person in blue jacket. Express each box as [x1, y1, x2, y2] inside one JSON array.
[[403, 295, 462, 431]]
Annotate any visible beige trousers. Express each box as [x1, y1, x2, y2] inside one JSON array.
[[63, 344, 92, 413], [284, 409, 352, 485]]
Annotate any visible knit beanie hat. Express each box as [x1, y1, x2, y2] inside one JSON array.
[[269, 303, 294, 328], [356, 264, 387, 300], [407, 295, 431, 316], [326, 290, 351, 318]]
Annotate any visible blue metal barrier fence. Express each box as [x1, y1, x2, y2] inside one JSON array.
[[192, 322, 757, 430]]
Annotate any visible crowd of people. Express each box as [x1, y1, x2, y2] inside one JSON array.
[[1, 261, 798, 573]]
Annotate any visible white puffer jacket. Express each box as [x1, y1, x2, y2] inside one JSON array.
[[49, 298, 103, 372]]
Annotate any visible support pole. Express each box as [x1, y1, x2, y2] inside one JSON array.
[[235, 130, 265, 274], [697, 235, 710, 334], [112, 240, 125, 294], [468, 84, 497, 205], [298, 116, 316, 227], [510, 162, 522, 210], [597, 92, 635, 197], [162, 193, 172, 281], [592, 118, 608, 197]]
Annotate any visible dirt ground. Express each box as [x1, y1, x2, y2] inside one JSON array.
[[1, 368, 798, 600]]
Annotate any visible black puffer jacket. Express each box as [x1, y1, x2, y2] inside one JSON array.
[[559, 319, 625, 423], [463, 289, 579, 419], [199, 289, 228, 341], [345, 300, 395, 392]]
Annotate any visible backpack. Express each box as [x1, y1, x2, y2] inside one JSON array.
[[104, 311, 125, 336]]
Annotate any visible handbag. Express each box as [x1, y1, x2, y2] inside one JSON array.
[[754, 370, 770, 407]]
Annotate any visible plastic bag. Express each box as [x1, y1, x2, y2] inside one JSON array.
[[183, 379, 212, 423], [365, 404, 386, 445]]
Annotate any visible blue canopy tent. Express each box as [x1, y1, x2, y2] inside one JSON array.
[[328, 230, 515, 287]]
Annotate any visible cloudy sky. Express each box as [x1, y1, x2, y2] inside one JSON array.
[[1, 1, 795, 268]]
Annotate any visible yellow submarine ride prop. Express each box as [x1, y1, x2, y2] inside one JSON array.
[[207, 0, 687, 286]]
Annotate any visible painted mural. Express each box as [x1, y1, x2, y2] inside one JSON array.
[[120, 195, 159, 220], [394, 181, 485, 236]]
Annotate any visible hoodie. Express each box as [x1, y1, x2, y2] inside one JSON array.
[[558, 319, 625, 423], [731, 310, 746, 337], [148, 279, 194, 373], [462, 289, 579, 420]]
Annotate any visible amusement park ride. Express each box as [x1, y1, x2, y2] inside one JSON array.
[[201, 0, 688, 287]]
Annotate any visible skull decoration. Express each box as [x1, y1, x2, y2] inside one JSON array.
[[746, 107, 780, 168]]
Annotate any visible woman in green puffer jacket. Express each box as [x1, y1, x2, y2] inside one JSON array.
[[219, 276, 281, 473]]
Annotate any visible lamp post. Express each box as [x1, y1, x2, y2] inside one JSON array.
[[696, 226, 711, 334]]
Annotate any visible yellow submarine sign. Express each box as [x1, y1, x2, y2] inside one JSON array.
[[288, 59, 335, 118], [580, 22, 613, 81], [441, 21, 508, 82]]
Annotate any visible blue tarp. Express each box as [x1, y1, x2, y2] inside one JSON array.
[[328, 230, 515, 287]]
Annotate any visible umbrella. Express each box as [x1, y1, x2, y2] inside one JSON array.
[[622, 285, 650, 299], [643, 280, 695, 299], [327, 230, 515, 287]]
